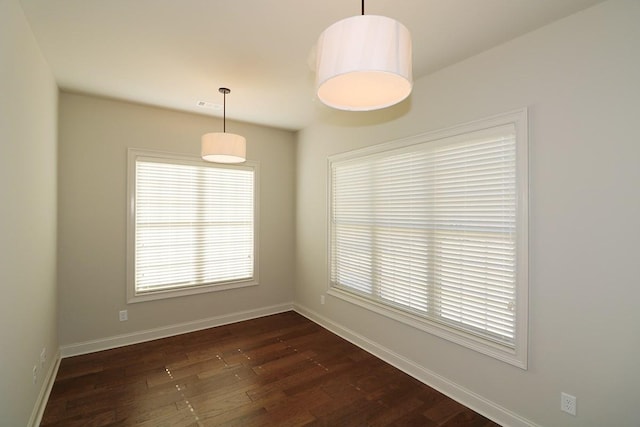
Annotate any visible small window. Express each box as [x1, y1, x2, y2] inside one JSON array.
[[328, 109, 528, 368], [127, 149, 259, 303]]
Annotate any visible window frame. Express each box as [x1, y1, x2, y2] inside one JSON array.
[[126, 149, 260, 303], [327, 109, 528, 369]]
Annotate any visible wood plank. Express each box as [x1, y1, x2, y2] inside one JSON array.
[[41, 311, 500, 426]]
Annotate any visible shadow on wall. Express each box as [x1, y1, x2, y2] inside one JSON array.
[[314, 97, 412, 128]]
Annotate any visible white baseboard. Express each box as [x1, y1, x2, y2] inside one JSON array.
[[28, 349, 61, 427], [293, 303, 538, 427], [60, 302, 294, 358]]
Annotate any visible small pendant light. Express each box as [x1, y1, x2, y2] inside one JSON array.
[[201, 88, 246, 164], [315, 0, 412, 111]]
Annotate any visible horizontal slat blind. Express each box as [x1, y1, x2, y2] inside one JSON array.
[[135, 159, 254, 294], [330, 125, 517, 347]]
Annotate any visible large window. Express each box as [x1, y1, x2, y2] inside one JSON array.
[[328, 110, 528, 368], [127, 149, 258, 302]]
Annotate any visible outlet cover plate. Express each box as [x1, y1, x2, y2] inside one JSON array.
[[561, 392, 576, 416]]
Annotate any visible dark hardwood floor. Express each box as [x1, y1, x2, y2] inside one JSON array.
[[41, 311, 500, 426]]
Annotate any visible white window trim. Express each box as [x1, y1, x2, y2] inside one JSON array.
[[126, 149, 260, 303], [326, 109, 529, 369]]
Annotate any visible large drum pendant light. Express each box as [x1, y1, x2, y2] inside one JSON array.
[[315, 0, 412, 111], [201, 88, 246, 164]]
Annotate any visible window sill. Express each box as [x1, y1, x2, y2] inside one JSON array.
[[127, 279, 258, 303]]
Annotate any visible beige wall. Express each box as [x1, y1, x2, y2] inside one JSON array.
[[0, 0, 59, 424], [57, 93, 296, 346], [295, 1, 640, 426]]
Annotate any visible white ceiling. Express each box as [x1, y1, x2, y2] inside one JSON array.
[[19, 0, 604, 131]]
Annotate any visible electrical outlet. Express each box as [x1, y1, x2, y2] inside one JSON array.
[[320, 295, 325, 305], [119, 310, 128, 321], [32, 365, 38, 384], [561, 392, 577, 415], [40, 347, 46, 367]]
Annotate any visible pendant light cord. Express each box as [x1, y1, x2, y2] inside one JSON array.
[[361, 0, 364, 15], [219, 87, 230, 133]]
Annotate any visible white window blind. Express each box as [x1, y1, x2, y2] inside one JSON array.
[[127, 150, 257, 301], [329, 111, 528, 367]]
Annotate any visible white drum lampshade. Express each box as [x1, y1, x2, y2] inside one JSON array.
[[201, 132, 246, 164], [316, 14, 412, 111]]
